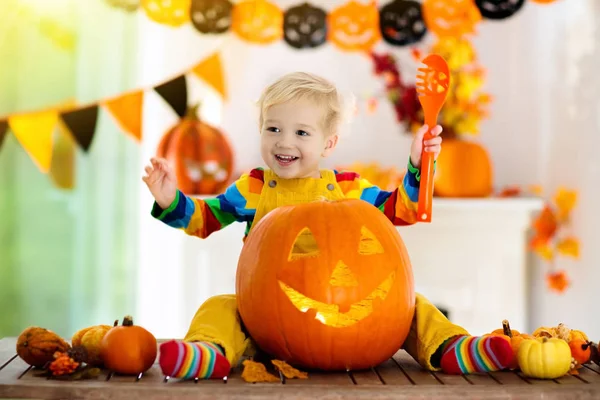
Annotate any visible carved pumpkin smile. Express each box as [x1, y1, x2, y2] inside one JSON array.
[[278, 269, 395, 328]]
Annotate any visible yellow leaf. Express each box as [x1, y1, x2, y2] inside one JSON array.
[[529, 185, 543, 196], [556, 237, 580, 259], [534, 243, 554, 261], [554, 188, 577, 220]]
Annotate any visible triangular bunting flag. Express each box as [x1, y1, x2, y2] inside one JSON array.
[[192, 52, 227, 100], [104, 91, 144, 142], [0, 120, 7, 150], [60, 104, 99, 152], [49, 126, 76, 190], [154, 75, 188, 118], [9, 110, 58, 173]]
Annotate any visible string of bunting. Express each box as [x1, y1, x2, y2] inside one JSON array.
[[105, 0, 558, 51], [0, 51, 226, 174]]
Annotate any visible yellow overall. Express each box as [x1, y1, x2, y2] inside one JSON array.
[[184, 170, 468, 371]]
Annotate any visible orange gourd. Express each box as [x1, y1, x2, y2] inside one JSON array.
[[231, 0, 283, 44], [156, 105, 234, 195], [328, 1, 381, 52], [433, 138, 493, 197], [141, 0, 190, 27], [490, 320, 532, 370], [236, 199, 415, 371], [570, 340, 592, 366], [16, 327, 70, 367], [422, 0, 481, 38], [100, 316, 157, 375]]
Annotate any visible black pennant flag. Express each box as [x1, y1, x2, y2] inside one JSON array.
[[60, 105, 99, 152], [154, 75, 188, 118], [0, 120, 7, 151]]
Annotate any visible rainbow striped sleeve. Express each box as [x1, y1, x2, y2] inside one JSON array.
[[151, 168, 265, 238], [335, 158, 424, 226]]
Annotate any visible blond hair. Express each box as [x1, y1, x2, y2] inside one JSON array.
[[257, 72, 349, 135]]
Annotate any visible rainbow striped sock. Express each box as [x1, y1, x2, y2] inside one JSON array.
[[158, 340, 230, 379], [440, 335, 513, 374]]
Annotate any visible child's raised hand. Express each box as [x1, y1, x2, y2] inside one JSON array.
[[410, 124, 443, 169], [142, 157, 178, 209]]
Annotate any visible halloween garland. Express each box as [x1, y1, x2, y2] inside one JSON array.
[[103, 0, 558, 50]]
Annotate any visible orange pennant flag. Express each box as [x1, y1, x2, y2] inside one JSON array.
[[9, 110, 58, 173], [192, 52, 227, 100], [104, 91, 144, 142]]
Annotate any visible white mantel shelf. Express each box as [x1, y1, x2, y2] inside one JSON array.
[[138, 196, 545, 339]]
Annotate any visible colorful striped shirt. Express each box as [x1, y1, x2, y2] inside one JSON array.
[[152, 159, 424, 238]]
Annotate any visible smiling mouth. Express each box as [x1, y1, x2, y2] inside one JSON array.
[[334, 30, 374, 45], [278, 271, 395, 328], [275, 154, 299, 166]]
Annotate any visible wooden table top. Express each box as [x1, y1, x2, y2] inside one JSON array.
[[2, 337, 600, 399]]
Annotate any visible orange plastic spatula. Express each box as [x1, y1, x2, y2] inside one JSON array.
[[415, 54, 450, 223]]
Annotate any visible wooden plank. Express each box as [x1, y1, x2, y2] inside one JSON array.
[[431, 371, 471, 386], [391, 351, 440, 386], [488, 370, 530, 385], [554, 373, 588, 385], [517, 371, 559, 385], [578, 366, 600, 383], [462, 372, 500, 385], [286, 370, 353, 386], [374, 359, 412, 385], [585, 363, 600, 374], [350, 368, 383, 385]]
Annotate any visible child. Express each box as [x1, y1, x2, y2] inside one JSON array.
[[143, 72, 512, 379]]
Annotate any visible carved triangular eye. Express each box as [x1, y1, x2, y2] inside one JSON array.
[[329, 261, 358, 287], [358, 226, 384, 255], [289, 227, 319, 261]]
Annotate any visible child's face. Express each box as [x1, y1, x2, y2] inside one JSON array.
[[260, 98, 338, 179]]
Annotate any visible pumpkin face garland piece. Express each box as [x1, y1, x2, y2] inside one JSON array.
[[141, 0, 191, 27], [100, 316, 157, 375], [190, 0, 233, 34], [518, 337, 572, 379], [283, 3, 327, 49], [422, 0, 482, 38], [328, 1, 381, 52], [236, 199, 415, 371], [231, 0, 283, 44], [379, 0, 427, 46], [474, 0, 525, 20]]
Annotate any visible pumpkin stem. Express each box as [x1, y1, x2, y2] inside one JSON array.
[[113, 319, 119, 327], [122, 316, 134, 327], [185, 104, 201, 120], [502, 319, 513, 338]]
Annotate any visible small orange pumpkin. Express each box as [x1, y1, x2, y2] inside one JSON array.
[[433, 138, 493, 198], [490, 320, 532, 370], [17, 327, 70, 367], [141, 0, 191, 26], [237, 199, 415, 371], [100, 316, 157, 375], [422, 0, 481, 38], [231, 0, 283, 44], [328, 1, 381, 52], [570, 340, 592, 366], [156, 104, 234, 195]]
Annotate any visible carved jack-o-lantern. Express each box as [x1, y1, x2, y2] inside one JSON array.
[[283, 3, 327, 49], [422, 0, 482, 37], [190, 0, 233, 34], [236, 199, 415, 371], [328, 1, 382, 52], [141, 0, 190, 27], [231, 0, 283, 44], [474, 0, 525, 20], [156, 105, 234, 195], [379, 0, 427, 46]]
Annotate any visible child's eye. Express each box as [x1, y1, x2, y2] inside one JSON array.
[[296, 130, 309, 136], [266, 127, 280, 133]]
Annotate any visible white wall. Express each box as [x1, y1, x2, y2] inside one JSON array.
[[134, 1, 600, 339]]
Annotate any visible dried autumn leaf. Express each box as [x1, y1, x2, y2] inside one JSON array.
[[557, 237, 580, 258], [532, 205, 558, 241], [547, 271, 570, 294], [498, 185, 521, 197], [532, 242, 554, 260], [241, 360, 279, 383], [554, 188, 577, 221], [272, 360, 308, 379], [528, 185, 543, 196]]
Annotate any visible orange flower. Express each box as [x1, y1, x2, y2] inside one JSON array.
[[547, 271, 570, 294]]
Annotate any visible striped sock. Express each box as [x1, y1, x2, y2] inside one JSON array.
[[440, 335, 513, 375], [158, 340, 230, 379]]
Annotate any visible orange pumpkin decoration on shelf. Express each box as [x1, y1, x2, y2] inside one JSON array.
[[490, 320, 532, 370], [328, 1, 381, 52], [100, 316, 157, 375], [231, 0, 283, 44], [433, 138, 493, 197], [422, 0, 481, 38], [157, 104, 234, 195], [16, 327, 70, 367], [237, 199, 415, 371], [141, 0, 191, 27]]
